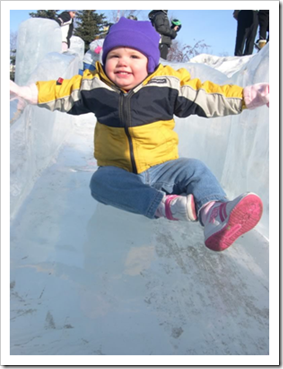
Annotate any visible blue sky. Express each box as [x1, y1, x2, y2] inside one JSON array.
[[9, 8, 258, 57]]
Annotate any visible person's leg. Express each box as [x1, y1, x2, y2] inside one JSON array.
[[234, 12, 248, 56], [62, 42, 68, 53], [147, 158, 263, 252], [255, 11, 269, 49], [147, 157, 227, 216], [244, 11, 259, 55], [258, 12, 264, 40], [89, 166, 164, 219], [266, 12, 269, 42], [90, 161, 205, 222], [258, 11, 269, 40], [159, 43, 169, 59]]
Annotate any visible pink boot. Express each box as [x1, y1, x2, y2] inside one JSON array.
[[202, 193, 263, 251], [156, 194, 197, 221]]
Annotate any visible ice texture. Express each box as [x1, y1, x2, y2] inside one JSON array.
[[10, 20, 86, 217], [10, 19, 269, 358], [15, 18, 62, 86], [69, 35, 85, 62]]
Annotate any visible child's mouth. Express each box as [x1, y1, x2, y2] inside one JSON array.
[[115, 71, 131, 76]]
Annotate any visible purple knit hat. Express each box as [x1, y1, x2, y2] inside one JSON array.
[[102, 17, 160, 73]]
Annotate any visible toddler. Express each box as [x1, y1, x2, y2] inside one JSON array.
[[10, 17, 269, 252]]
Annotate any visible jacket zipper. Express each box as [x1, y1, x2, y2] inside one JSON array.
[[119, 91, 137, 174]]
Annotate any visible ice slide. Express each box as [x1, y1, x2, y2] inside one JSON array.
[[9, 19, 269, 359]]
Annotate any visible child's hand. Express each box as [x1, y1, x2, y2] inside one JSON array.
[[94, 46, 102, 54], [10, 80, 20, 100], [10, 80, 38, 105], [243, 83, 269, 109], [10, 80, 26, 110]]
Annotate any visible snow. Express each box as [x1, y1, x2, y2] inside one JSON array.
[[190, 53, 255, 78], [9, 18, 272, 364]]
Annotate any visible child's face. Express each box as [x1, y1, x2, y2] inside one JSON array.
[[105, 47, 148, 90]]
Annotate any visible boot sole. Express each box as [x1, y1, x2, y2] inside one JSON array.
[[205, 194, 263, 252]]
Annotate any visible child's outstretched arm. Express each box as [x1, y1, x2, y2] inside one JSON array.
[[10, 74, 92, 115], [174, 68, 269, 118]]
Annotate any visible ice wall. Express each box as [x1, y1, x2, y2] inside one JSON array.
[[10, 19, 85, 217], [15, 19, 62, 86]]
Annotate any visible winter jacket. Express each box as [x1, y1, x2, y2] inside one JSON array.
[[55, 11, 74, 47], [35, 62, 244, 174], [148, 10, 177, 46]]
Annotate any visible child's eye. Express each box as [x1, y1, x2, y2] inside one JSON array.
[[108, 53, 119, 58], [131, 55, 140, 59]]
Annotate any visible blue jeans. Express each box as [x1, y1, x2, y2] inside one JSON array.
[[89, 158, 227, 219]]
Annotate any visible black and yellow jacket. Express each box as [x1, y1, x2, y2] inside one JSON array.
[[36, 62, 245, 174]]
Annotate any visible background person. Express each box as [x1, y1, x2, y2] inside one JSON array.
[[55, 10, 76, 52], [148, 10, 179, 60]]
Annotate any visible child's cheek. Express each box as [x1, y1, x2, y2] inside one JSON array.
[[104, 60, 113, 79]]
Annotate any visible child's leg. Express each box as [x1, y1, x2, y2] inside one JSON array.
[[148, 158, 263, 250], [148, 157, 227, 215], [146, 157, 226, 221], [89, 166, 164, 219]]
